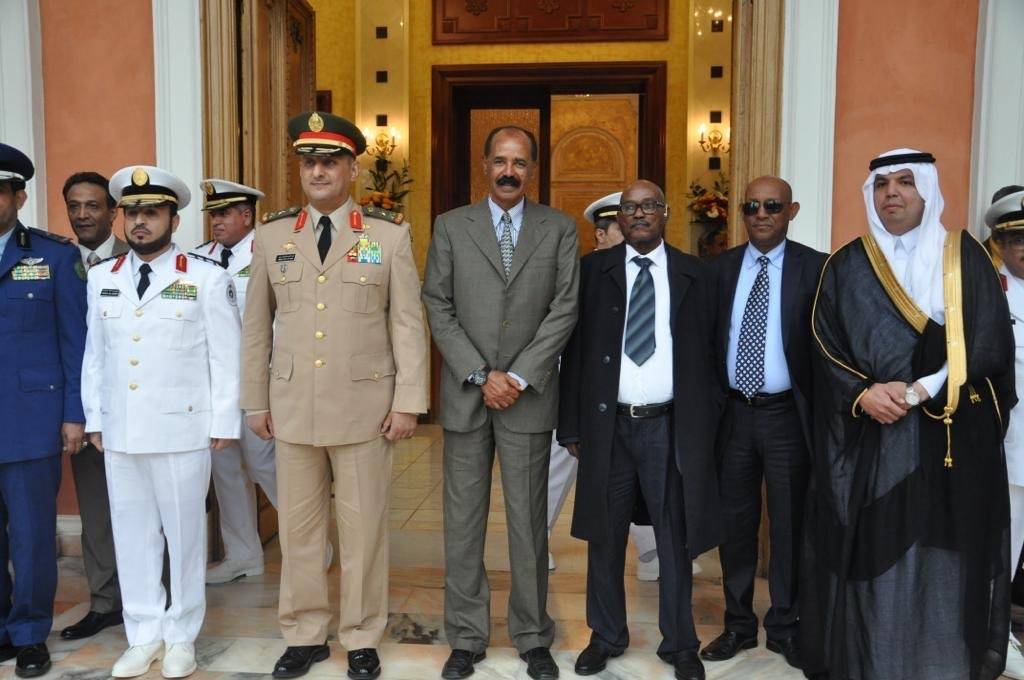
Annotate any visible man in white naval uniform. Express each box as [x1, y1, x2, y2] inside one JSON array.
[[547, 191, 662, 581], [191, 179, 278, 584], [986, 185, 1024, 680], [82, 166, 241, 679]]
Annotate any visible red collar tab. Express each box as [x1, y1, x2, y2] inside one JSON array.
[[1001, 273, 1009, 293], [349, 210, 364, 232], [293, 210, 308, 233], [207, 241, 217, 255], [176, 253, 188, 273], [110, 254, 126, 273]]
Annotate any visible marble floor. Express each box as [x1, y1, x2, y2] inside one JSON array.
[[4, 425, 802, 680]]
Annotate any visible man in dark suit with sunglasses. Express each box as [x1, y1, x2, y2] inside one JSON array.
[[700, 176, 825, 671]]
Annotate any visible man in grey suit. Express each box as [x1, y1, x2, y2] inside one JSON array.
[[422, 125, 579, 680], [61, 171, 127, 640]]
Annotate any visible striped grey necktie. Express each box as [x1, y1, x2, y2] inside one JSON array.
[[624, 256, 656, 366], [499, 211, 514, 276]]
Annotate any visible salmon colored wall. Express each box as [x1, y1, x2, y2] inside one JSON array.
[[831, 0, 979, 249], [38, 0, 157, 514], [39, 0, 156, 242]]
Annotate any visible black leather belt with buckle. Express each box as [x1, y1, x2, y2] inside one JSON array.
[[729, 388, 793, 407], [616, 401, 673, 418]]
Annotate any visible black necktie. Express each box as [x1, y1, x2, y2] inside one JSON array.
[[735, 255, 770, 398], [220, 247, 232, 269], [317, 216, 332, 263], [624, 256, 656, 366], [137, 263, 152, 298]]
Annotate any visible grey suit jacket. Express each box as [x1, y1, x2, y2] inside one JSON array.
[[422, 198, 579, 434], [112, 237, 130, 257]]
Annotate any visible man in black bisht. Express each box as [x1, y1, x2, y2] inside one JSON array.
[[802, 148, 1016, 680]]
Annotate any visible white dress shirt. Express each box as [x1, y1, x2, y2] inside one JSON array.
[[79, 232, 118, 267], [618, 241, 673, 404], [872, 226, 947, 397], [726, 241, 792, 394]]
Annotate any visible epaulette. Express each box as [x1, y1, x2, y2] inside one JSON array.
[[187, 252, 221, 267], [363, 204, 405, 225], [93, 253, 124, 267], [27, 227, 73, 245], [261, 205, 302, 224]]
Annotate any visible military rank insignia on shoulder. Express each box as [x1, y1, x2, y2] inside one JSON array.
[[261, 205, 302, 224], [187, 252, 221, 267], [26, 227, 73, 245], [362, 204, 404, 225]]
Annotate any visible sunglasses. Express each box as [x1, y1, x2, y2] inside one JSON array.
[[741, 199, 787, 216]]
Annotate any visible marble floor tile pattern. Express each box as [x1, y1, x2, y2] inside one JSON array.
[[4, 425, 803, 679]]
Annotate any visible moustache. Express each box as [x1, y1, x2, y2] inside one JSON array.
[[496, 176, 521, 188]]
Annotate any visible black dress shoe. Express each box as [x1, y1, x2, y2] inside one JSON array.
[[0, 643, 17, 663], [60, 609, 124, 640], [15, 643, 51, 678], [699, 630, 757, 661], [441, 649, 486, 679], [671, 650, 705, 680], [272, 644, 330, 679], [766, 635, 802, 669], [347, 648, 380, 679], [520, 647, 558, 680], [574, 643, 622, 675]]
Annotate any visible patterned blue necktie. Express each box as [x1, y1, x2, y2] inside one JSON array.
[[624, 256, 656, 366], [735, 255, 770, 399], [499, 212, 514, 276]]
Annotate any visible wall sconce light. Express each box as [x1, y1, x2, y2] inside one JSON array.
[[698, 124, 730, 155], [363, 127, 398, 159]]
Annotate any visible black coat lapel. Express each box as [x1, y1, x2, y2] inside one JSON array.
[[780, 240, 802, 351]]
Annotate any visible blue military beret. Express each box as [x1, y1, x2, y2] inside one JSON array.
[[0, 143, 34, 184]]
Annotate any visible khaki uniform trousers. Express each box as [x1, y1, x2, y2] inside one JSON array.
[[276, 436, 392, 650]]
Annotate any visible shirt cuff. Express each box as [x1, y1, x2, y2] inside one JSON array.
[[508, 372, 528, 390], [915, 364, 948, 401]]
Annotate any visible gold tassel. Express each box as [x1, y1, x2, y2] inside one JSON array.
[[969, 385, 981, 404], [943, 407, 954, 468]]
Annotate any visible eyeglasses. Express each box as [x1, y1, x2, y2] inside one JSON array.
[[741, 199, 787, 216], [620, 199, 666, 215]]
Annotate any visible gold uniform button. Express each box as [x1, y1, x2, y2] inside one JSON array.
[[314, 359, 325, 368], [502, 320, 511, 328], [26, 293, 34, 300], [316, 302, 326, 311], [280, 276, 287, 283], [129, 383, 138, 391], [132, 334, 141, 342], [373, 372, 380, 379], [317, 274, 327, 283], [135, 309, 144, 317], [314, 331, 325, 339], [176, 311, 182, 318], [130, 359, 139, 366], [359, 275, 367, 283]]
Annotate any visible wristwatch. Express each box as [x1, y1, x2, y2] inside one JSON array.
[[467, 368, 489, 386], [904, 384, 921, 407]]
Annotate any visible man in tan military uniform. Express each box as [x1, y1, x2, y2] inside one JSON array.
[[240, 112, 428, 680]]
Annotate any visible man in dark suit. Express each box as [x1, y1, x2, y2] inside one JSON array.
[[0, 143, 88, 677], [61, 171, 127, 641], [700, 175, 825, 670], [558, 179, 723, 680], [422, 125, 579, 680]]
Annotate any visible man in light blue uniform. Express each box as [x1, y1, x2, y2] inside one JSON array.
[[0, 142, 88, 677]]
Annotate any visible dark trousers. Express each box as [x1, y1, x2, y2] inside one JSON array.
[[586, 412, 695, 657], [71, 443, 122, 613], [0, 455, 61, 646], [718, 395, 808, 639], [442, 419, 556, 654]]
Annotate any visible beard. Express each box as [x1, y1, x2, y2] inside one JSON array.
[[129, 227, 173, 256]]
